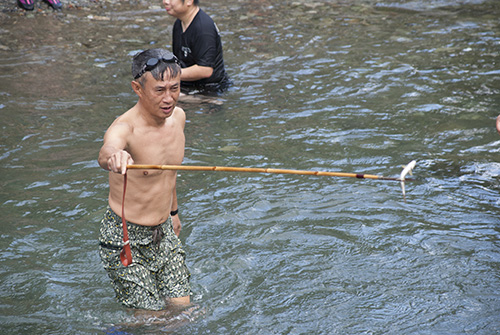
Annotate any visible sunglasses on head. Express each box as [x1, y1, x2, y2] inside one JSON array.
[[134, 56, 180, 79]]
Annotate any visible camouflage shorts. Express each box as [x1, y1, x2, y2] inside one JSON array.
[[98, 207, 191, 310]]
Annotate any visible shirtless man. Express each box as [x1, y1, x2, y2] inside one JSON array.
[[97, 48, 191, 310]]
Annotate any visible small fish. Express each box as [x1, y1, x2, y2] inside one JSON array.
[[399, 160, 417, 201]]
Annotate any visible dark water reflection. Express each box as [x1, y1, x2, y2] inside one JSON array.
[[1, 0, 500, 334]]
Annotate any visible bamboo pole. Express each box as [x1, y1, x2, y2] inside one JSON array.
[[126, 164, 410, 181]]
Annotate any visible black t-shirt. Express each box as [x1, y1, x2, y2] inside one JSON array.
[[172, 9, 229, 92]]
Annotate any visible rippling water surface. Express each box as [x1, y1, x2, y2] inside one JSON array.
[[1, 0, 499, 334]]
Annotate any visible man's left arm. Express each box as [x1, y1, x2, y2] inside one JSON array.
[[171, 183, 181, 237], [180, 64, 213, 81], [181, 28, 217, 81]]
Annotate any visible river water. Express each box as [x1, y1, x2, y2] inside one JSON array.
[[1, 0, 499, 334]]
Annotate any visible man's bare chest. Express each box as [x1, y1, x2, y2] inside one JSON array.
[[128, 129, 184, 165]]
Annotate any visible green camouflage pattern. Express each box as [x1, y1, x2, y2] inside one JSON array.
[[99, 207, 191, 310]]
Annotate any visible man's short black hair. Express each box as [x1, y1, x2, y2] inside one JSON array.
[[132, 49, 181, 85]]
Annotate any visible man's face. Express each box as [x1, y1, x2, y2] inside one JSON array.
[[163, 0, 189, 18], [137, 71, 181, 119]]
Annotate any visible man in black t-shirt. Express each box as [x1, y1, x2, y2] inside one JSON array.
[[164, 0, 230, 94]]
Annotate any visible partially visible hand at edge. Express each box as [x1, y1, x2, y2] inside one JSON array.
[[171, 214, 182, 237]]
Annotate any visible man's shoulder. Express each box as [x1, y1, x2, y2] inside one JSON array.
[[193, 9, 216, 28], [108, 109, 136, 132], [173, 106, 186, 124]]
